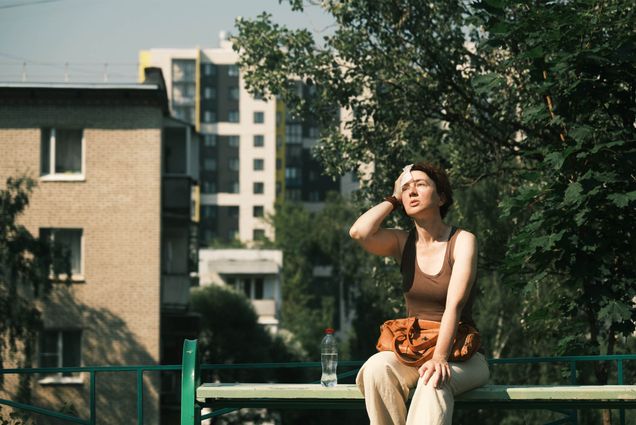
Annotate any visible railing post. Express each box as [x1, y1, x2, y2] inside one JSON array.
[[181, 339, 201, 425], [137, 369, 144, 424], [89, 370, 96, 425]]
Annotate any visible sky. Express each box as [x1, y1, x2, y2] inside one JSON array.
[[0, 0, 335, 83]]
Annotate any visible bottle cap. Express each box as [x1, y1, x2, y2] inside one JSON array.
[[324, 328, 335, 334]]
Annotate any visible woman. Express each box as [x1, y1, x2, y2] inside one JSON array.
[[349, 162, 489, 425]]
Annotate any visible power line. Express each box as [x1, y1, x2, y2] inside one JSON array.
[[0, 0, 64, 11]]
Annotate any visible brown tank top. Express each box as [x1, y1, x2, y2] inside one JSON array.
[[400, 227, 477, 326]]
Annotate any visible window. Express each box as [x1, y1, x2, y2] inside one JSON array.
[[228, 136, 240, 148], [253, 182, 264, 194], [204, 63, 216, 76], [254, 278, 264, 299], [204, 134, 217, 147], [276, 111, 282, 126], [286, 124, 302, 144], [40, 228, 83, 277], [231, 180, 240, 194], [253, 111, 265, 124], [228, 158, 239, 172], [202, 181, 216, 193], [228, 65, 239, 77], [253, 135, 264, 147], [253, 229, 266, 241], [253, 159, 264, 171], [228, 111, 240, 123], [172, 60, 195, 82], [276, 135, 283, 148], [204, 111, 215, 123], [229, 87, 239, 101], [204, 87, 216, 99], [38, 329, 82, 383], [204, 159, 217, 171], [41, 128, 84, 179], [276, 158, 282, 170], [253, 206, 264, 218], [309, 191, 321, 202], [286, 189, 301, 201], [309, 127, 319, 138]]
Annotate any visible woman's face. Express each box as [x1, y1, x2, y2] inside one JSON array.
[[400, 170, 444, 217]]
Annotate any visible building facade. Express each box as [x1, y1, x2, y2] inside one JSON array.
[[198, 249, 283, 333], [139, 33, 344, 247], [0, 68, 199, 424]]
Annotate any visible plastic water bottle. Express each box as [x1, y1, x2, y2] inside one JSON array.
[[320, 328, 338, 387]]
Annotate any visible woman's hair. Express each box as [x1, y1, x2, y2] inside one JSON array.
[[410, 162, 454, 219]]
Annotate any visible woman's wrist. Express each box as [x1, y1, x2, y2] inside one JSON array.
[[384, 195, 401, 212]]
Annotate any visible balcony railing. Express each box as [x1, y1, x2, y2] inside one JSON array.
[[252, 299, 276, 317], [162, 274, 191, 309]]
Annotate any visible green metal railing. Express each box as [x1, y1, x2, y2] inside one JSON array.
[[1, 345, 634, 425]]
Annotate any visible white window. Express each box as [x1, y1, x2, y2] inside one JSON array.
[[253, 206, 264, 217], [253, 182, 264, 194], [253, 135, 264, 147], [38, 329, 82, 384], [40, 228, 83, 278], [253, 111, 265, 124], [40, 128, 84, 180]]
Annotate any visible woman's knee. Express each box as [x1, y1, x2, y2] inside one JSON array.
[[357, 352, 413, 388]]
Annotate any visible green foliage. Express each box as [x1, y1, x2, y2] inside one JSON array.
[[0, 176, 70, 387], [268, 193, 395, 360], [234, 1, 635, 379]]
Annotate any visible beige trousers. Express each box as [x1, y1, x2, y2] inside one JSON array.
[[356, 351, 490, 425]]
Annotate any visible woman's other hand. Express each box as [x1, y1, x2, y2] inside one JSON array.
[[418, 357, 451, 389]]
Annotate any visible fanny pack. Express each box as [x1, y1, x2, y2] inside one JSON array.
[[375, 317, 481, 367]]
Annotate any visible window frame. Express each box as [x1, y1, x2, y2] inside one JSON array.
[[40, 128, 86, 182], [41, 227, 85, 281], [38, 329, 83, 385]]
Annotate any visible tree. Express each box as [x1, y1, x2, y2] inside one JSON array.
[[234, 3, 635, 422], [0, 176, 69, 408]]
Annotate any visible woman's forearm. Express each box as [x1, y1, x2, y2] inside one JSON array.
[[349, 201, 394, 240], [433, 307, 461, 361]]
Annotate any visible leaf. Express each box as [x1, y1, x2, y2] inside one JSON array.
[[607, 191, 636, 208], [568, 125, 593, 142], [563, 182, 584, 206], [598, 300, 632, 324]]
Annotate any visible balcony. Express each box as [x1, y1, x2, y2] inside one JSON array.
[[163, 176, 192, 218], [252, 299, 276, 317], [162, 274, 191, 310]]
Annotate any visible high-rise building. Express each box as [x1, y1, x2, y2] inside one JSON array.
[[139, 33, 344, 247]]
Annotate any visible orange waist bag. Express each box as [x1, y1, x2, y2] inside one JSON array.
[[376, 317, 481, 368]]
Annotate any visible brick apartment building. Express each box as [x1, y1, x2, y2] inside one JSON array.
[[0, 68, 199, 424]]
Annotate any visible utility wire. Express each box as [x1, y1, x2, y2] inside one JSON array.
[[0, 0, 64, 10]]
